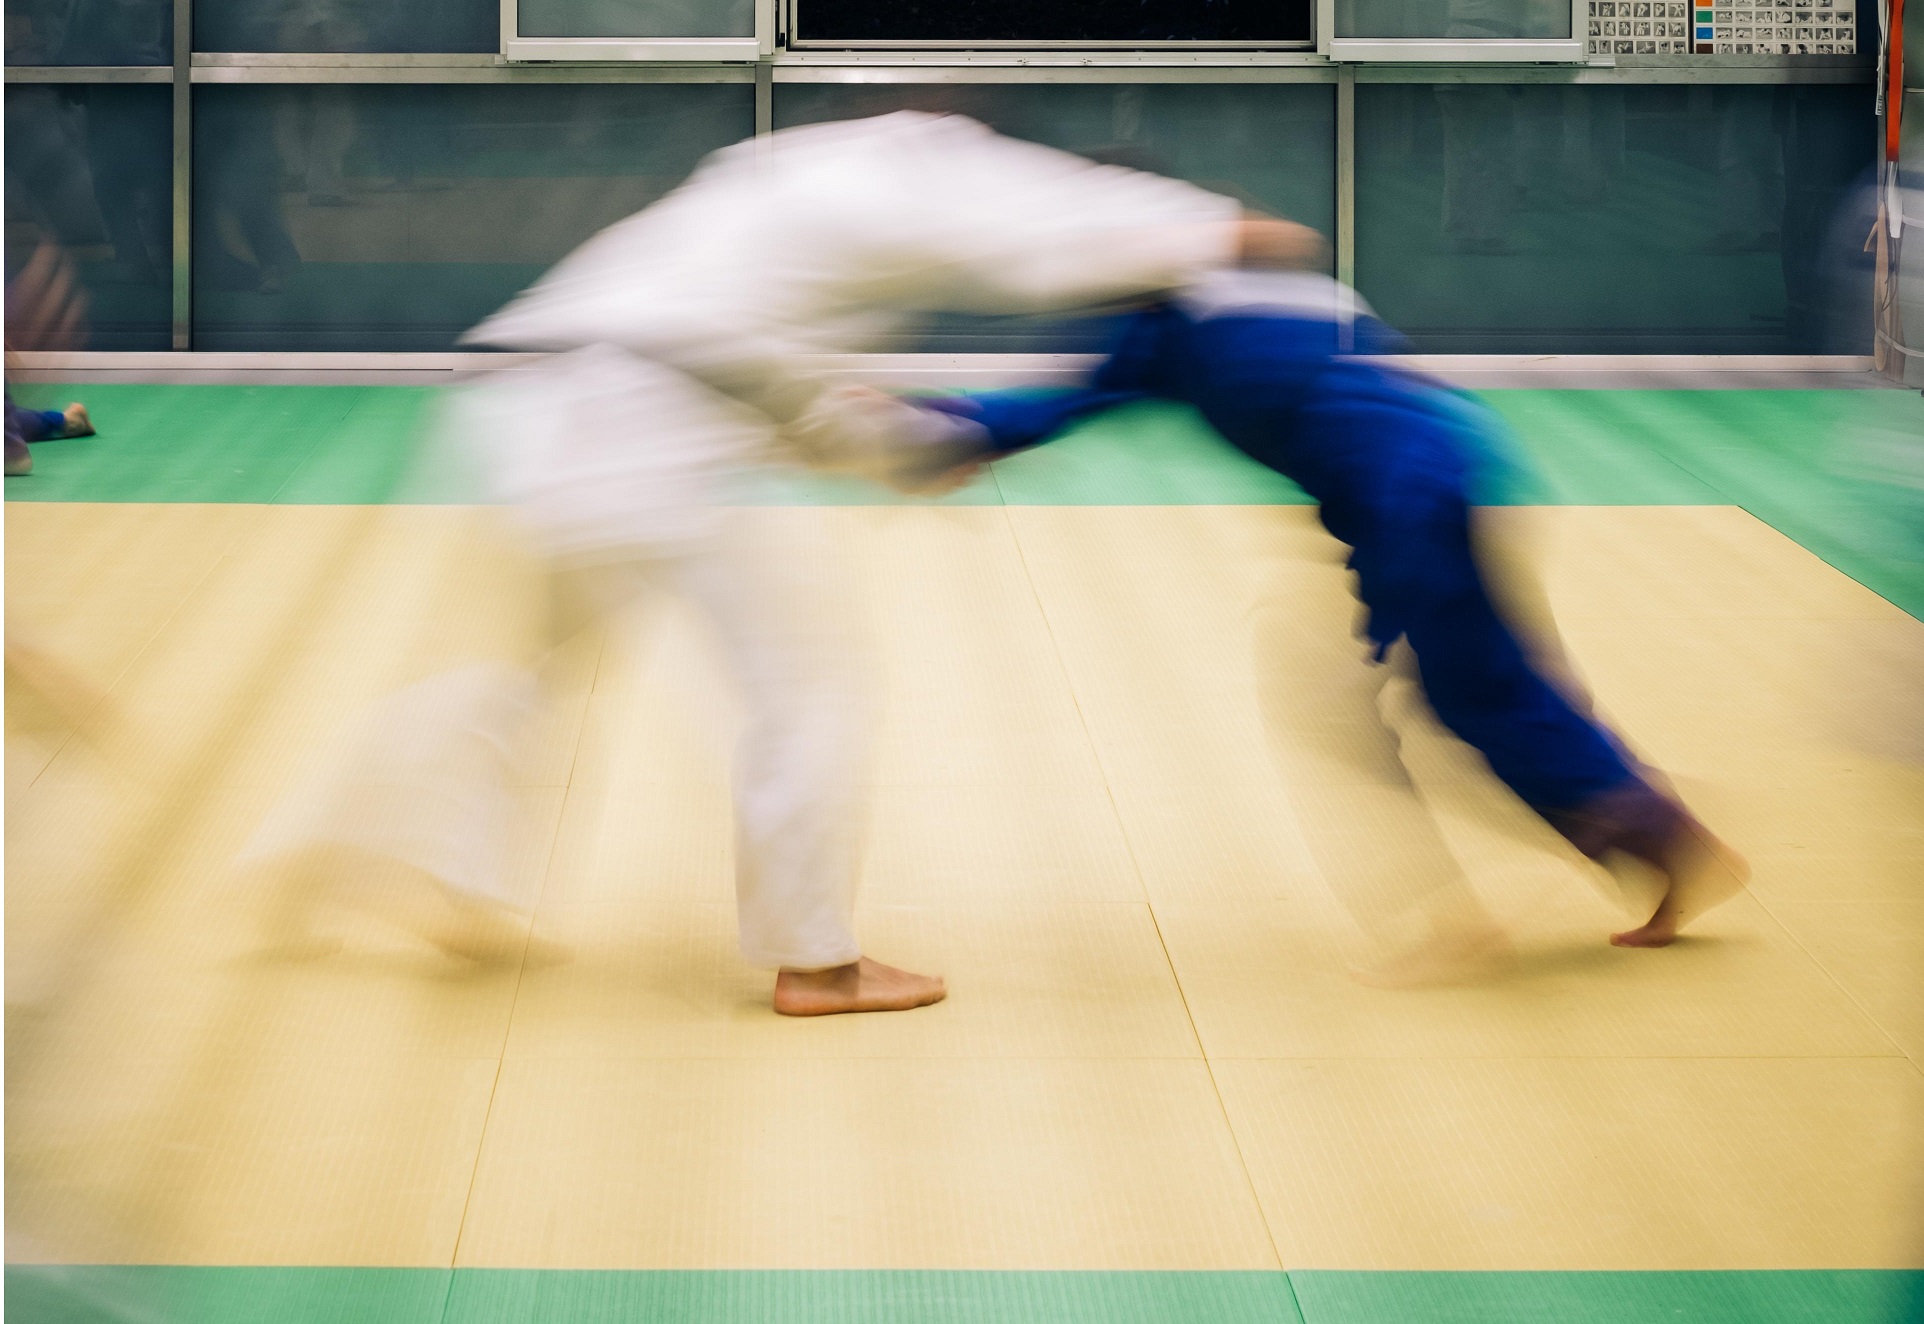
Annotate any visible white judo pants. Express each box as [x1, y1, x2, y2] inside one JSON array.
[[546, 529, 871, 971], [244, 348, 871, 971]]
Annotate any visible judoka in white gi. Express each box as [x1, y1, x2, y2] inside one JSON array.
[[240, 111, 1321, 1015]]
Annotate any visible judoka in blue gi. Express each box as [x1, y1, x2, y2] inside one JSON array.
[[914, 268, 1749, 975]]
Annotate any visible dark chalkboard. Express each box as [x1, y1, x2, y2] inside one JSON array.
[[793, 0, 1311, 45]]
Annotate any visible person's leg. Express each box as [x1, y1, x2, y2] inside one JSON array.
[[1286, 383, 1746, 946], [10, 406, 63, 443], [1250, 549, 1507, 983], [304, 87, 357, 207], [20, 404, 92, 440], [4, 393, 31, 475], [242, 528, 638, 960], [670, 508, 944, 1015]]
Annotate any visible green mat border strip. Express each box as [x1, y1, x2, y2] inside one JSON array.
[[5, 385, 1919, 622], [6, 1266, 1920, 1324]]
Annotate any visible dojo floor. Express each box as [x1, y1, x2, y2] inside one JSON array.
[[5, 385, 1922, 1323]]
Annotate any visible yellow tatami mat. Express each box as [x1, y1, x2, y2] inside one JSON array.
[[6, 500, 1921, 1275]]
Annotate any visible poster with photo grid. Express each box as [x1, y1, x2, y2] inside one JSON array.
[[1587, 0, 1854, 52]]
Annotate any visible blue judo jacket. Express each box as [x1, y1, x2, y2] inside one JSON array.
[[924, 271, 1636, 815]]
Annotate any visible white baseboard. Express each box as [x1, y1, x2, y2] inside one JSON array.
[[6, 350, 1891, 390]]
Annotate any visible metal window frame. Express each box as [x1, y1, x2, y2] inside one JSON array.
[[1, 23, 1877, 356], [768, 62, 1337, 82], [499, 0, 772, 62], [173, 0, 192, 346], [3, 65, 174, 81], [187, 53, 756, 82], [780, 0, 1313, 51], [1318, 0, 1588, 62]]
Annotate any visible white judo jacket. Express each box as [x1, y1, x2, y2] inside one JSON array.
[[454, 111, 1242, 555]]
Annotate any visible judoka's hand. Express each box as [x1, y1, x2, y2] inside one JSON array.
[[1235, 213, 1330, 271], [784, 386, 993, 496], [913, 456, 986, 496]]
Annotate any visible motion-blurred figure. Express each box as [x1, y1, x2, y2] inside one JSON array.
[[244, 111, 1313, 1014], [271, 0, 361, 218], [4, 87, 114, 258], [4, 396, 93, 476], [197, 94, 303, 295], [5, 242, 97, 474], [6, 243, 111, 731], [916, 269, 1750, 979]]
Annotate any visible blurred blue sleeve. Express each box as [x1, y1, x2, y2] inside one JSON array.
[[913, 307, 1176, 453], [917, 387, 1145, 454]]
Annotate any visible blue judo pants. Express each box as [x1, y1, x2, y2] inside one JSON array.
[[5, 394, 66, 443], [932, 373, 1639, 821]]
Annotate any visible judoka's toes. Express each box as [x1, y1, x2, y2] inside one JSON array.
[[773, 957, 947, 1016], [1609, 824, 1748, 950], [1609, 920, 1678, 948]]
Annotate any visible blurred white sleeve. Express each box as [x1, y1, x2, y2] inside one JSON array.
[[874, 116, 1244, 312], [462, 113, 1241, 466]]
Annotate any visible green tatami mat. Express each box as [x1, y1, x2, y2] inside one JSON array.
[[4, 385, 440, 506], [7, 383, 1919, 616], [8, 1267, 1921, 1324], [2, 1266, 455, 1324], [1291, 1271, 1924, 1324]]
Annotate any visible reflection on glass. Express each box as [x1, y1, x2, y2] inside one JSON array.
[[3, 86, 171, 349], [193, 0, 497, 54], [4, 0, 171, 65], [520, 0, 754, 38], [1356, 83, 1875, 352], [775, 83, 1334, 351], [191, 83, 753, 351], [1336, 0, 1570, 39], [1900, 95, 1923, 384]]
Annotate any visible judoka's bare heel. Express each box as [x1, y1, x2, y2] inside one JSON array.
[[773, 957, 947, 1016], [1608, 821, 1749, 948], [1546, 780, 1749, 948]]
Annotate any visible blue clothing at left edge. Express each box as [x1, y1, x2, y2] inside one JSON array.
[[6, 394, 66, 443], [5, 392, 67, 474], [924, 271, 1637, 820]]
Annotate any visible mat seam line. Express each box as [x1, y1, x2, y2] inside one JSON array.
[[1740, 888, 1924, 1076], [1615, 392, 1923, 622], [439, 643, 596, 1282], [995, 500, 1294, 1277], [259, 389, 364, 505]]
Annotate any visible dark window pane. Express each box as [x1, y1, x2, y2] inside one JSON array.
[[520, 0, 753, 38], [1900, 93, 1923, 369], [191, 83, 753, 351], [775, 84, 1333, 350], [1336, 0, 1570, 40], [794, 0, 1308, 44], [1355, 83, 1876, 352], [5, 85, 171, 349], [5, 0, 170, 65], [194, 0, 497, 54]]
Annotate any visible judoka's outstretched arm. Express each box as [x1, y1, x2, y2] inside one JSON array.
[[909, 304, 1180, 456]]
